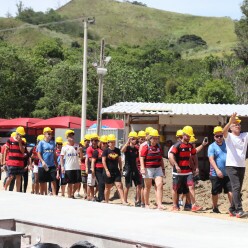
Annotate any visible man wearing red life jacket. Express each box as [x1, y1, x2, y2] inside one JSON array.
[[78, 134, 91, 199], [140, 129, 165, 210], [169, 126, 203, 212], [3, 126, 26, 192], [91, 135, 108, 202]]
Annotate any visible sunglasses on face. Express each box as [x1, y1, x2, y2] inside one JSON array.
[[92, 139, 99, 142], [47, 133, 52, 136], [215, 135, 223, 138], [102, 142, 107, 145]]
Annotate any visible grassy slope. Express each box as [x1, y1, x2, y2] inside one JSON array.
[[0, 0, 237, 57], [0, 18, 77, 48], [58, 0, 237, 57]]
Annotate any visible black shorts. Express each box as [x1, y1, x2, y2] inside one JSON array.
[[65, 170, 81, 184], [177, 183, 189, 194], [125, 170, 141, 187], [172, 174, 194, 191], [8, 166, 24, 177], [210, 176, 232, 195], [38, 166, 56, 183], [104, 169, 121, 184]]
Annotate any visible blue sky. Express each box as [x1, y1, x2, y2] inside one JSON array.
[[0, 0, 243, 19]]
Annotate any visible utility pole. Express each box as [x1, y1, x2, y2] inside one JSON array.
[[96, 39, 105, 135], [81, 17, 95, 140]]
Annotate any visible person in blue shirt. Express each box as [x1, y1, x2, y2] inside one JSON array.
[[208, 126, 232, 214], [37, 127, 57, 195]]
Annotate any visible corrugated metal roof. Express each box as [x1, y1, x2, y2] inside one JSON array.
[[102, 102, 248, 116]]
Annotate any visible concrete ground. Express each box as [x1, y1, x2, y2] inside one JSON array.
[[0, 191, 248, 248]]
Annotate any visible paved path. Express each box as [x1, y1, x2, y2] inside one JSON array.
[[0, 191, 248, 248]]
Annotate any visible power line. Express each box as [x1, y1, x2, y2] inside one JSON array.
[[0, 17, 91, 33]]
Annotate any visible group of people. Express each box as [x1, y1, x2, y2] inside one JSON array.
[[0, 112, 247, 218]]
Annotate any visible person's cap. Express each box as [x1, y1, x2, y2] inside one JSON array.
[[37, 134, 44, 141], [65, 129, 74, 137], [16, 126, 26, 136], [213, 126, 223, 134], [149, 129, 160, 137], [11, 132, 16, 138], [90, 133, 100, 140], [145, 127, 154, 135], [234, 116, 241, 124], [176, 129, 183, 137], [128, 131, 138, 138], [84, 134, 91, 141], [43, 127, 53, 134], [138, 130, 146, 138], [182, 126, 194, 137], [100, 135, 108, 143], [107, 134, 116, 142], [56, 136, 63, 143]]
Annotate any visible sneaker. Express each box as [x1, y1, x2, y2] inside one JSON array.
[[229, 209, 236, 217], [213, 207, 221, 214], [191, 204, 203, 212], [135, 201, 141, 207], [184, 204, 192, 211], [236, 210, 247, 218], [178, 200, 184, 207]]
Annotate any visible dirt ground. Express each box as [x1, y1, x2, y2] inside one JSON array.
[[1, 160, 248, 223]]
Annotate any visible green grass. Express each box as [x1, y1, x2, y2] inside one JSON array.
[[0, 18, 79, 48], [0, 0, 237, 57], [57, 0, 237, 56]]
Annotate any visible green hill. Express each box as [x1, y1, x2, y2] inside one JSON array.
[[0, 0, 237, 57], [58, 0, 237, 57]]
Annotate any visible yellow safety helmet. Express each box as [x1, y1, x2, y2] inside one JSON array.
[[189, 136, 197, 143], [91, 133, 100, 140], [128, 131, 138, 138], [149, 129, 160, 137], [22, 138, 27, 143], [11, 132, 16, 138], [65, 129, 74, 137], [100, 135, 108, 143], [16, 126, 25, 136], [213, 126, 223, 134], [107, 134, 116, 142], [43, 127, 53, 134], [138, 130, 146, 138], [63, 141, 68, 147], [235, 116, 241, 124], [145, 127, 154, 134], [182, 126, 194, 137], [176, 129, 183, 137], [79, 139, 85, 146], [84, 134, 91, 141], [37, 134, 44, 141], [56, 136, 63, 144]]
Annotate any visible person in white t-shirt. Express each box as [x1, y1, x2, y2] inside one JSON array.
[[61, 130, 81, 198], [223, 113, 248, 218]]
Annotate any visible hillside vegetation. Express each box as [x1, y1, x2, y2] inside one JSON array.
[[58, 0, 237, 57]]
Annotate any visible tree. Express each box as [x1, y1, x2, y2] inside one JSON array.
[[198, 79, 236, 104], [0, 42, 39, 118], [234, 0, 248, 64]]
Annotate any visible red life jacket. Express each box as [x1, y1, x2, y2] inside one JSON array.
[[144, 144, 162, 168], [94, 148, 104, 169], [6, 137, 24, 167]]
